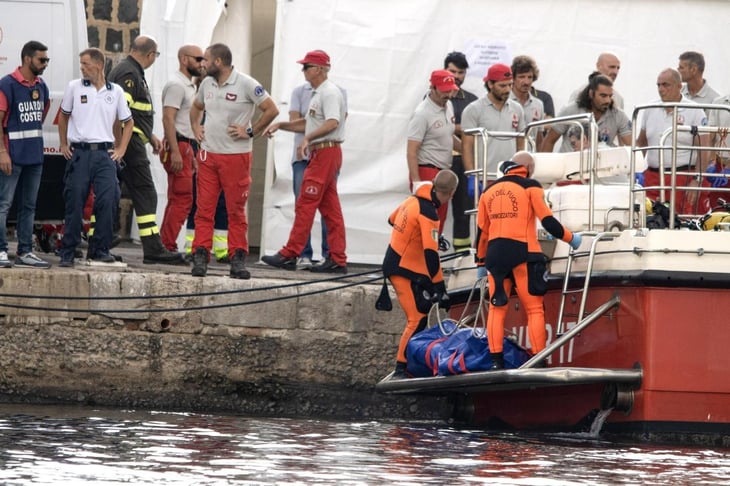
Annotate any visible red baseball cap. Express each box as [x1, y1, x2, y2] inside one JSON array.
[[430, 69, 459, 92], [297, 50, 331, 67], [484, 63, 513, 82]]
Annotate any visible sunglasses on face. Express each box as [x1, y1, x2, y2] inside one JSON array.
[[37, 57, 50, 64], [302, 64, 316, 71], [186, 55, 205, 62]]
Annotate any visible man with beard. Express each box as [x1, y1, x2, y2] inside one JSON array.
[[0, 40, 52, 268], [404, 69, 459, 235], [443, 51, 478, 252], [510, 55, 545, 148], [159, 45, 204, 253], [190, 43, 279, 278], [461, 63, 525, 178], [540, 73, 631, 153]]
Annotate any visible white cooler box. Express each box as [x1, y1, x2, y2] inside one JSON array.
[[545, 183, 641, 232]]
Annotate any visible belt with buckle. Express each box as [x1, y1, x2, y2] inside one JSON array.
[[310, 140, 341, 151], [71, 142, 114, 151], [647, 165, 695, 172], [176, 133, 196, 145]]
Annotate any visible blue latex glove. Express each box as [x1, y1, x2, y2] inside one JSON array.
[[467, 177, 483, 198], [476, 266, 488, 280], [569, 233, 582, 250], [634, 172, 644, 186]]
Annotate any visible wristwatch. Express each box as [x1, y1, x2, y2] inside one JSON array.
[[246, 127, 254, 138]]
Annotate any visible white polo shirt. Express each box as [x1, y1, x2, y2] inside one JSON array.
[[60, 79, 132, 143], [196, 70, 271, 154], [162, 70, 196, 140], [641, 96, 708, 168]]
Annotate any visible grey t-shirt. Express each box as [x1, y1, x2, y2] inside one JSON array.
[[407, 96, 455, 169]]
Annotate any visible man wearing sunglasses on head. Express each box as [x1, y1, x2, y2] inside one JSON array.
[[159, 45, 205, 254], [0, 40, 52, 269]]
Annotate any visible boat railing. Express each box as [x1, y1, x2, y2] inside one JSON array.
[[630, 102, 730, 228], [555, 231, 621, 336], [463, 113, 599, 229], [521, 293, 621, 369]]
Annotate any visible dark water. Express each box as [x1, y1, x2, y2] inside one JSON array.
[[0, 404, 729, 485]]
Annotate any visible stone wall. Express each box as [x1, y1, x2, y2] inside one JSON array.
[[0, 269, 449, 420], [84, 0, 141, 65]]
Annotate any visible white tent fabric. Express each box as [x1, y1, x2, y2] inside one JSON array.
[[264, 0, 730, 264], [140, 0, 730, 263]]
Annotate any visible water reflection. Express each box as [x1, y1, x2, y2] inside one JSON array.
[[0, 403, 728, 484]]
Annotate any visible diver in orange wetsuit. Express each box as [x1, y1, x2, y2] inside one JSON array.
[[382, 170, 458, 379], [476, 151, 581, 369]]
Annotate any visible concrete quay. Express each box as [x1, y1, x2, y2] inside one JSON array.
[[0, 243, 449, 421]]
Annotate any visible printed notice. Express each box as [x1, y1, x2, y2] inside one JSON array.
[[463, 40, 512, 78]]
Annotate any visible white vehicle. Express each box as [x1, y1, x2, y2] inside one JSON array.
[[0, 0, 88, 221]]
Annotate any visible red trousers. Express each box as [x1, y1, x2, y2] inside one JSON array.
[[643, 168, 711, 215], [411, 166, 448, 233], [390, 274, 426, 363], [192, 150, 251, 257], [486, 262, 546, 354], [280, 145, 346, 265], [160, 140, 195, 251]]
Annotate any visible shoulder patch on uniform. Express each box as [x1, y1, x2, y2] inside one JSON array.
[[125, 79, 134, 89], [254, 85, 265, 97]]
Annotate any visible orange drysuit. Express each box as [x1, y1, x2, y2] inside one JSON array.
[[382, 183, 446, 365], [476, 162, 574, 354]]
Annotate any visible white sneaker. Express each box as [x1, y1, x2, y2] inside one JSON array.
[[15, 252, 51, 269], [297, 257, 313, 270], [0, 251, 11, 268]]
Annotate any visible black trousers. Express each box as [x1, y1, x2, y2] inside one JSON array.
[[118, 134, 159, 237], [451, 155, 473, 249]]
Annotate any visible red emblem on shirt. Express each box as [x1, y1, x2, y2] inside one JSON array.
[[512, 113, 519, 129], [226, 93, 238, 101]]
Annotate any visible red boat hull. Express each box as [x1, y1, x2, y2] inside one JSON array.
[[452, 282, 730, 438]]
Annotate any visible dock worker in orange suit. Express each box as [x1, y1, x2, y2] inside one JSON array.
[[476, 151, 581, 369], [262, 49, 348, 274], [382, 169, 459, 379]]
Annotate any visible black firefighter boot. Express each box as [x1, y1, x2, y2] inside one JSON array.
[[141, 234, 186, 264], [490, 352, 504, 371]]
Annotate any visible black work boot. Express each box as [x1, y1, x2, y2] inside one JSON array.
[[490, 352, 504, 371], [141, 234, 186, 264], [191, 247, 208, 277], [229, 249, 251, 280], [392, 362, 408, 380]]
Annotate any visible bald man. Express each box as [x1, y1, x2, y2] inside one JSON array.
[[568, 52, 624, 110], [476, 151, 580, 369], [108, 35, 185, 264], [159, 45, 204, 252]]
